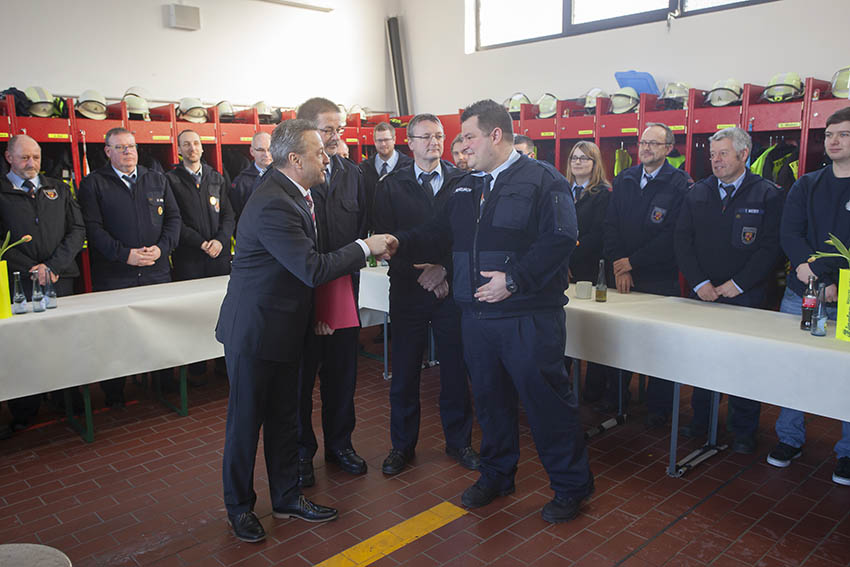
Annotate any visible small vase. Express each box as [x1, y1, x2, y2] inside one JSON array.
[[837, 268, 850, 342], [0, 260, 12, 320]]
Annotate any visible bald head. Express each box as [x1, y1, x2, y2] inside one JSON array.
[[5, 135, 41, 180]]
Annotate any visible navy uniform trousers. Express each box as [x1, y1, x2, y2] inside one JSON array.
[[389, 280, 473, 453], [688, 289, 763, 437], [222, 349, 300, 516], [462, 309, 592, 500], [297, 326, 360, 458]]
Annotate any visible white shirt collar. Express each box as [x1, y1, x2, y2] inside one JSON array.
[[475, 149, 521, 184], [6, 171, 40, 191], [376, 150, 399, 173]]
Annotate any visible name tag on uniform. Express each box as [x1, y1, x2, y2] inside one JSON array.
[[737, 208, 764, 215], [454, 187, 472, 193]]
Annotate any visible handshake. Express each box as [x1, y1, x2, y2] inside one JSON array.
[[363, 234, 399, 260]]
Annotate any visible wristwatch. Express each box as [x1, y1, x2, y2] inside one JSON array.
[[504, 273, 518, 294]]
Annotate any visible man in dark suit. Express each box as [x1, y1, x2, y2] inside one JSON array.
[[359, 121, 412, 230], [215, 119, 391, 543], [372, 113, 478, 476], [294, 97, 370, 487]]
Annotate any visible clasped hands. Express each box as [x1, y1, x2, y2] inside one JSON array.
[[127, 245, 162, 266]]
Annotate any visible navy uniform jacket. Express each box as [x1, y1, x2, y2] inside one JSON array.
[[570, 184, 610, 283], [78, 165, 181, 290], [675, 171, 782, 297], [230, 163, 263, 225], [312, 155, 368, 252], [360, 152, 413, 230], [780, 165, 850, 297], [215, 168, 367, 362], [603, 162, 691, 292], [0, 175, 85, 283], [373, 159, 464, 283], [399, 154, 577, 318], [166, 163, 235, 280]]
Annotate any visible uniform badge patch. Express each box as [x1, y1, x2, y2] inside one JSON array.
[[157, 206, 163, 216], [210, 196, 220, 212], [846, 199, 850, 211], [650, 206, 667, 224], [43, 189, 58, 200], [454, 187, 472, 193], [741, 226, 757, 244]]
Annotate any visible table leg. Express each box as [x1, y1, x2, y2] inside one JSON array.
[[668, 382, 682, 476], [585, 368, 627, 439], [64, 385, 94, 443], [156, 367, 189, 417]]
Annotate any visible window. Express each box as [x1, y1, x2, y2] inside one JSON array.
[[474, 0, 777, 50]]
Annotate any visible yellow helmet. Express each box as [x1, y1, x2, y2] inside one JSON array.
[[25, 86, 55, 117], [762, 72, 804, 102], [536, 93, 558, 119], [831, 66, 850, 99], [706, 78, 743, 107]]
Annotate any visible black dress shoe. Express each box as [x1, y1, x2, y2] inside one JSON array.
[[679, 421, 708, 438], [273, 495, 338, 523], [298, 458, 315, 488], [541, 477, 595, 523], [732, 436, 756, 454], [644, 412, 667, 428], [325, 448, 367, 475], [382, 448, 412, 475], [461, 480, 515, 509], [446, 446, 480, 470], [229, 511, 266, 542]]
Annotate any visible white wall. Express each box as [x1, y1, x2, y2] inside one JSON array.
[[4, 0, 396, 112], [395, 0, 850, 114]]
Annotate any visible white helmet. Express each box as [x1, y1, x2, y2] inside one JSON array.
[[583, 88, 607, 113], [216, 100, 235, 122], [536, 93, 558, 119], [706, 78, 743, 107], [178, 97, 208, 123], [610, 87, 639, 114], [124, 94, 150, 121], [77, 89, 108, 120]]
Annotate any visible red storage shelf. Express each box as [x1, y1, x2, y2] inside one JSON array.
[[220, 122, 257, 145], [689, 106, 742, 134], [742, 83, 803, 133]]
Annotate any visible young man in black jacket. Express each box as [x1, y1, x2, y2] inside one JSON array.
[[769, 106, 850, 485], [373, 113, 478, 476], [387, 100, 593, 523], [675, 127, 782, 453], [359, 121, 412, 231]]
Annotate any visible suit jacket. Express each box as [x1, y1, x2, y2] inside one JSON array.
[[215, 168, 366, 362]]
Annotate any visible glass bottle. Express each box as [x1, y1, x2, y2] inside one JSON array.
[[811, 283, 828, 337], [800, 275, 816, 330], [31, 271, 45, 312], [43, 267, 58, 309], [11, 271, 28, 314], [595, 259, 607, 302]]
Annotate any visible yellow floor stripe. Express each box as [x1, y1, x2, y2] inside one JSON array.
[[313, 501, 467, 567]]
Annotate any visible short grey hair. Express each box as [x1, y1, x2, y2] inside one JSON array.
[[407, 113, 442, 136], [709, 127, 752, 155], [270, 119, 316, 168], [7, 134, 38, 155], [645, 122, 675, 145]]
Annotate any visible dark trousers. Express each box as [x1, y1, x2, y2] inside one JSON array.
[[462, 310, 592, 500], [687, 288, 764, 436], [389, 283, 473, 453], [297, 326, 359, 458], [9, 278, 76, 423], [222, 348, 300, 516]]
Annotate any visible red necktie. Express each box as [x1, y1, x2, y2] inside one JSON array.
[[304, 191, 317, 233]]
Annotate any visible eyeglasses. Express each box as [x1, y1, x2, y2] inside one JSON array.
[[109, 144, 137, 152], [569, 155, 593, 163], [374, 137, 394, 144], [252, 147, 271, 153], [408, 133, 445, 142], [319, 126, 346, 136], [638, 140, 671, 148]]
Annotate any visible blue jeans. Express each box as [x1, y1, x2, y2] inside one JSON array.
[[775, 287, 850, 458]]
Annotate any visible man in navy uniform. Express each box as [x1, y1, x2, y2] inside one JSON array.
[[230, 131, 271, 225], [388, 100, 593, 523], [373, 113, 478, 476], [215, 119, 393, 542], [294, 97, 369, 486], [359, 121, 412, 230], [603, 122, 692, 426], [78, 127, 181, 407], [675, 127, 781, 453], [768, 106, 850, 486], [0, 134, 85, 433]]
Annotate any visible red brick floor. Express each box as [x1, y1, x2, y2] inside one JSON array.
[[1, 330, 849, 566]]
